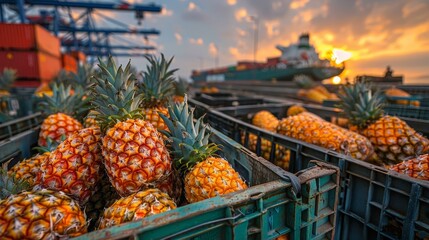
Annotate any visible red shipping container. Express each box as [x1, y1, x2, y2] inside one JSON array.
[[0, 23, 61, 57], [0, 50, 61, 82], [61, 54, 78, 73]]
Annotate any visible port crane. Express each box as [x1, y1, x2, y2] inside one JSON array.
[[0, 0, 163, 58]]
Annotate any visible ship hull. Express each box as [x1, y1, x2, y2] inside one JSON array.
[[192, 66, 344, 82]]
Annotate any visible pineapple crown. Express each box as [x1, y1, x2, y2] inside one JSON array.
[[33, 136, 63, 153], [160, 96, 219, 173], [91, 56, 143, 132], [70, 64, 94, 91], [0, 163, 31, 200], [338, 80, 385, 129], [52, 70, 73, 87], [174, 77, 190, 96], [37, 83, 91, 120], [0, 68, 17, 91], [139, 54, 178, 107]]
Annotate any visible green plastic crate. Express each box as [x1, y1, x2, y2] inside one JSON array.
[[1, 114, 340, 240], [189, 99, 429, 240]]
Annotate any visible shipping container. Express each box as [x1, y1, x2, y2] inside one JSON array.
[[1, 113, 340, 240], [0, 23, 61, 57], [0, 50, 61, 85], [69, 50, 87, 63], [189, 98, 429, 240], [61, 53, 78, 73]]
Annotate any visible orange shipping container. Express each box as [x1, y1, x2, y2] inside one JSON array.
[[69, 50, 86, 63], [0, 23, 61, 57], [61, 54, 78, 73], [0, 50, 61, 83]]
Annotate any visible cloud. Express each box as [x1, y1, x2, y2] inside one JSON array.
[[161, 7, 173, 17], [227, 0, 237, 6], [209, 43, 218, 57], [188, 2, 198, 11], [235, 8, 249, 22], [237, 28, 247, 37], [289, 0, 310, 10], [229, 47, 240, 57], [175, 33, 183, 44], [264, 20, 280, 37], [189, 38, 204, 45]]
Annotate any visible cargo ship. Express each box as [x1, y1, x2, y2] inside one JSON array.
[[191, 33, 345, 82]]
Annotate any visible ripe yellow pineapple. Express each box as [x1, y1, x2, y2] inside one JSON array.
[[0, 189, 87, 239], [160, 98, 248, 203], [37, 84, 87, 146], [8, 137, 61, 187], [246, 110, 291, 170], [98, 188, 176, 229], [389, 154, 429, 180], [286, 105, 307, 117], [339, 81, 429, 164], [91, 56, 173, 197], [277, 112, 375, 162], [139, 54, 178, 132], [38, 127, 101, 205], [252, 110, 279, 131]]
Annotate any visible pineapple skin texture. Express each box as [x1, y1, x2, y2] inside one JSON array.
[[185, 157, 248, 203], [361, 116, 429, 164], [0, 189, 87, 239], [8, 152, 50, 187], [143, 106, 170, 132], [39, 128, 101, 205], [102, 119, 172, 197], [390, 154, 429, 180], [98, 188, 176, 229], [252, 110, 279, 132], [84, 117, 99, 129], [39, 113, 83, 147], [277, 113, 374, 161]]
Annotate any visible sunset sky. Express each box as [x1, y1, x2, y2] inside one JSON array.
[[28, 0, 429, 83]]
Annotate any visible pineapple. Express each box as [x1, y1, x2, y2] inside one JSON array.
[[34, 82, 53, 97], [139, 54, 177, 132], [37, 83, 88, 146], [98, 188, 176, 229], [252, 110, 279, 131], [277, 112, 375, 162], [160, 98, 248, 203], [286, 105, 307, 117], [389, 154, 429, 180], [339, 81, 429, 164], [8, 137, 61, 187], [1, 163, 31, 199], [0, 68, 16, 96], [173, 77, 189, 103], [38, 127, 101, 205], [91, 56, 172, 197], [246, 110, 291, 170], [0, 189, 87, 239]]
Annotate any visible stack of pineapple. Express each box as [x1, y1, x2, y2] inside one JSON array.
[[294, 75, 339, 104], [1, 54, 248, 238], [248, 81, 429, 181]]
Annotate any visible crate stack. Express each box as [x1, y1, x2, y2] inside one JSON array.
[[0, 23, 62, 88]]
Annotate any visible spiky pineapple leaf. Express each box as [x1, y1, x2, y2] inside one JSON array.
[[338, 80, 385, 129], [91, 56, 143, 132], [139, 54, 178, 108], [160, 96, 219, 173]]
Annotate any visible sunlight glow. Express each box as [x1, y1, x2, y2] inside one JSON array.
[[332, 76, 341, 84], [332, 48, 352, 64]]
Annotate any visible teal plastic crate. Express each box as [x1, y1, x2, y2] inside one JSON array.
[[1, 114, 340, 240], [189, 99, 429, 240]]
